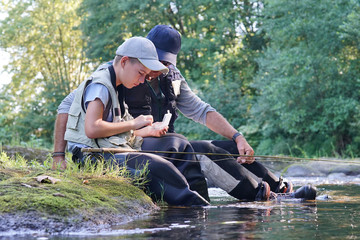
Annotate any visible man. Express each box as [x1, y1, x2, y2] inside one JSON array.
[[63, 36, 210, 206], [125, 25, 293, 199]]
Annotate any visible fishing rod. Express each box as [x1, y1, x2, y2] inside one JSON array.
[[81, 147, 360, 165]]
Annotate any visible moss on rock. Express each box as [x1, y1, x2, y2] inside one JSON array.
[[0, 151, 158, 234]]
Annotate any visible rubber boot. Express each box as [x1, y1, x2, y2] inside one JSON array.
[[255, 181, 272, 201], [276, 185, 317, 201], [275, 176, 294, 193], [228, 178, 261, 201]]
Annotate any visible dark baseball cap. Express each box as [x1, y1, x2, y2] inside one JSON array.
[[147, 25, 181, 66]]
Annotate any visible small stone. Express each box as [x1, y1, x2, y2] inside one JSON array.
[[35, 175, 61, 184], [53, 192, 66, 197], [21, 183, 32, 188]]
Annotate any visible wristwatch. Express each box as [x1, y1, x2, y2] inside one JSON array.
[[232, 132, 243, 142]]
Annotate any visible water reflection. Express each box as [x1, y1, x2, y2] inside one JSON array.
[[93, 185, 360, 240], [105, 199, 320, 240], [119, 205, 272, 239]]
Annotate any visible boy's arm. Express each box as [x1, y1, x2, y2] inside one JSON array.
[[84, 99, 154, 139]]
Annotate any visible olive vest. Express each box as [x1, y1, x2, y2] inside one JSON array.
[[64, 66, 142, 150]]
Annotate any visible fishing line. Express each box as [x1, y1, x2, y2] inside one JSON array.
[[81, 148, 360, 165]]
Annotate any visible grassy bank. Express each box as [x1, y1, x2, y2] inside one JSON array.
[[0, 151, 157, 234]]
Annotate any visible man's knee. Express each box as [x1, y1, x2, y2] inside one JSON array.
[[211, 140, 238, 154], [190, 140, 213, 152]]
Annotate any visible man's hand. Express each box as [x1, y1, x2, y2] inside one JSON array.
[[205, 112, 255, 164], [52, 156, 67, 170], [235, 135, 255, 164]]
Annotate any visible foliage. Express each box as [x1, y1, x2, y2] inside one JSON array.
[[0, 0, 90, 147], [1, 0, 360, 158], [252, 0, 360, 156]]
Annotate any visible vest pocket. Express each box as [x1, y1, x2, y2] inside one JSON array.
[[67, 112, 81, 130], [108, 136, 128, 146]]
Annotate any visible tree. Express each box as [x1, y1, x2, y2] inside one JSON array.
[[252, 0, 360, 156], [0, 0, 90, 147], [338, 0, 360, 156]]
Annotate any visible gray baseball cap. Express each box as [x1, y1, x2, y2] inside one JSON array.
[[116, 37, 169, 74]]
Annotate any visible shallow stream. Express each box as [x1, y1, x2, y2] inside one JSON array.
[[3, 176, 360, 240]]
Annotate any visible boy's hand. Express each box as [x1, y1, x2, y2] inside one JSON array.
[[146, 122, 168, 137], [133, 115, 153, 129]]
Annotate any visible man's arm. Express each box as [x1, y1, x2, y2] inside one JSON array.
[[51, 91, 76, 170], [176, 80, 216, 124], [178, 83, 255, 163], [52, 113, 68, 170], [171, 65, 254, 162], [205, 111, 254, 164]]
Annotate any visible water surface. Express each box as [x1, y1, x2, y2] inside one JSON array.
[[2, 178, 360, 239]]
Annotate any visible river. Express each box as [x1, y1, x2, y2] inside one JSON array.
[[4, 176, 359, 240]]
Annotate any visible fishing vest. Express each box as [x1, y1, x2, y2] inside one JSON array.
[[125, 64, 182, 133], [64, 66, 142, 150]]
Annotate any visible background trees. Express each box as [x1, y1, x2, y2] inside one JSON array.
[[0, 0, 359, 157], [0, 0, 90, 147], [252, 0, 360, 157]]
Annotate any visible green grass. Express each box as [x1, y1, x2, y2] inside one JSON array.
[[0, 152, 155, 219]]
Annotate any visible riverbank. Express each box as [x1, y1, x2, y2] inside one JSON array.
[[0, 150, 158, 235], [2, 146, 360, 237]]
